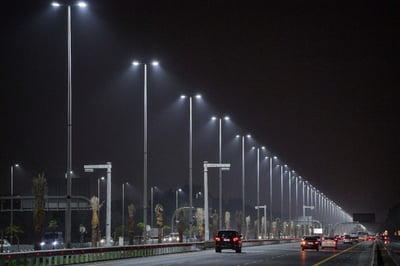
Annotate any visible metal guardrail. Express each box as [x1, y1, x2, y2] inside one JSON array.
[[0, 242, 204, 266], [0, 239, 299, 266]]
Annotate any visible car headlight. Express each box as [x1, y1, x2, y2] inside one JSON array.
[[40, 242, 45, 246], [53, 241, 58, 246]]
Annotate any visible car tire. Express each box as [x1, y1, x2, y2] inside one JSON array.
[[316, 248, 319, 252], [236, 248, 241, 253], [215, 248, 221, 253], [302, 248, 304, 251]]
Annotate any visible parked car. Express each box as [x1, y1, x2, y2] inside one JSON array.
[[40, 232, 64, 250], [0, 239, 11, 253], [301, 236, 319, 251], [321, 236, 337, 250], [215, 230, 242, 253]]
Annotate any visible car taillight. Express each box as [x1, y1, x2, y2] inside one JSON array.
[[315, 241, 319, 245], [215, 236, 221, 242], [301, 241, 306, 245], [233, 237, 239, 242]]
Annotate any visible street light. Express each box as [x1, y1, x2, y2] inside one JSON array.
[[132, 60, 159, 242], [180, 93, 201, 239], [252, 146, 265, 238], [122, 182, 130, 242], [265, 155, 277, 238], [175, 188, 182, 211], [52, 0, 88, 248], [255, 205, 267, 239], [84, 162, 112, 246], [10, 163, 19, 244], [303, 205, 314, 236], [211, 115, 229, 230], [235, 134, 251, 236]]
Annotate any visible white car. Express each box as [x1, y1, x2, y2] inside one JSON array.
[[163, 232, 180, 242], [0, 239, 11, 252], [321, 237, 337, 249]]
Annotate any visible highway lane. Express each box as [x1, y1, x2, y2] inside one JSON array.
[[76, 241, 374, 266]]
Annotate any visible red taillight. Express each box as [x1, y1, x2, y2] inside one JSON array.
[[233, 237, 239, 242], [315, 242, 319, 245], [215, 236, 221, 242]]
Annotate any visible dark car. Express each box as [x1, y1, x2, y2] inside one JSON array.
[[301, 236, 319, 251], [215, 230, 242, 253], [40, 232, 64, 250]]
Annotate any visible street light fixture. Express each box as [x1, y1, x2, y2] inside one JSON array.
[[132, 60, 159, 242], [52, 0, 87, 248], [211, 115, 229, 230]]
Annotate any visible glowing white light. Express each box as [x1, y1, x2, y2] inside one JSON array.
[[224, 116, 230, 120], [152, 61, 159, 66], [51, 2, 61, 7], [132, 61, 140, 66], [77, 2, 87, 8], [211, 116, 217, 120], [195, 94, 202, 99], [180, 95, 186, 99]]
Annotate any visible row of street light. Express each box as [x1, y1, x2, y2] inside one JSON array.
[[44, 0, 352, 245]]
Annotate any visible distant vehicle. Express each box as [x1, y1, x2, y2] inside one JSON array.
[[367, 234, 376, 241], [0, 239, 11, 253], [313, 235, 322, 246], [40, 232, 64, 250], [301, 236, 319, 251], [343, 234, 352, 244], [321, 237, 337, 250], [163, 232, 180, 243], [215, 230, 242, 253]]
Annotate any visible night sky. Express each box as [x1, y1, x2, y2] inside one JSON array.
[[1, 0, 399, 223]]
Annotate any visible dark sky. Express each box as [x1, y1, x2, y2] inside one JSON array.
[[1, 0, 399, 223]]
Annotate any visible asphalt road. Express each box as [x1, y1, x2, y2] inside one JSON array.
[[75, 241, 375, 266]]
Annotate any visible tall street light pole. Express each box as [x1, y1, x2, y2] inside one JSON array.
[[180, 93, 201, 240], [212, 116, 229, 230], [10, 164, 19, 244], [236, 134, 251, 236], [133, 60, 159, 242], [267, 156, 277, 237], [122, 182, 129, 242], [253, 146, 265, 238], [52, 1, 87, 248]]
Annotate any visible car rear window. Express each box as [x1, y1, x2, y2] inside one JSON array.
[[218, 231, 238, 238]]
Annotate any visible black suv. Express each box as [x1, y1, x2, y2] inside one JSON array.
[[301, 236, 319, 251], [215, 230, 242, 253]]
